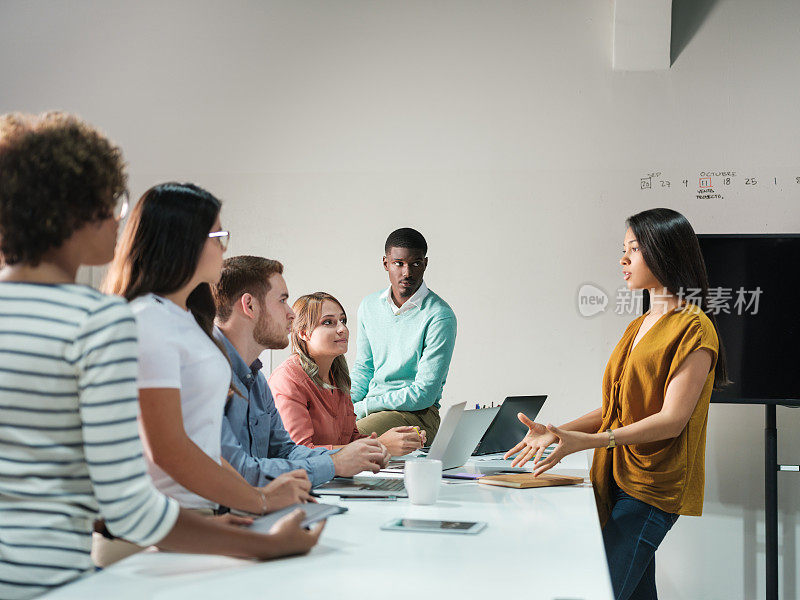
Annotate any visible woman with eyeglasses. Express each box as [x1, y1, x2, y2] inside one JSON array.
[[99, 182, 316, 565], [0, 113, 322, 600]]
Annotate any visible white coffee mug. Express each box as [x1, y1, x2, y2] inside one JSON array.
[[404, 459, 442, 505]]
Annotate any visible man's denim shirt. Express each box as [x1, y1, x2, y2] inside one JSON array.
[[215, 328, 336, 487]]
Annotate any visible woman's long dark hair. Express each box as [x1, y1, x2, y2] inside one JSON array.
[[627, 208, 729, 389], [104, 182, 221, 344]]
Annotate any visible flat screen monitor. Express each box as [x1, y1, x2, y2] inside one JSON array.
[[696, 234, 800, 401]]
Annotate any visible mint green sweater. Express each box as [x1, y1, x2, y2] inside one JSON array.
[[351, 287, 457, 418]]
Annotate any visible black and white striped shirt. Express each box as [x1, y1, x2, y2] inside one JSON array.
[[0, 283, 179, 599]]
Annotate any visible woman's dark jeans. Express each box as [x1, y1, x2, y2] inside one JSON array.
[[602, 483, 680, 600]]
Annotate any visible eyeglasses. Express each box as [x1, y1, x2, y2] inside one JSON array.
[[113, 190, 130, 221], [208, 230, 231, 251]]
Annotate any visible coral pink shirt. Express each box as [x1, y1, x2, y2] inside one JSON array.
[[270, 355, 363, 450]]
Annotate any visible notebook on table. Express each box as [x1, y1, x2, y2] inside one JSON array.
[[477, 473, 584, 489]]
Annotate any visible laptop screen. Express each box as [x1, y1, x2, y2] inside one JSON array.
[[474, 396, 547, 455]]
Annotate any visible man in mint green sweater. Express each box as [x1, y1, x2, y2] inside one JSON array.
[[352, 228, 457, 442]]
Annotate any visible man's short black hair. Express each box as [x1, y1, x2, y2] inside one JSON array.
[[384, 227, 427, 255]]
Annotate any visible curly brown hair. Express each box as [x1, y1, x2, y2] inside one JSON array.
[[0, 112, 126, 266]]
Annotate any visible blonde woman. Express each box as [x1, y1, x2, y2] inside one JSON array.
[[270, 292, 425, 455]]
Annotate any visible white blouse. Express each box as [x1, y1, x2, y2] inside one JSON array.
[[130, 294, 231, 509]]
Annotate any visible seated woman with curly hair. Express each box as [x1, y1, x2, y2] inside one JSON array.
[[0, 112, 321, 600]]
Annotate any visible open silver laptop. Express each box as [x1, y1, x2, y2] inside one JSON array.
[[427, 402, 495, 468], [427, 402, 529, 474], [384, 402, 530, 475]]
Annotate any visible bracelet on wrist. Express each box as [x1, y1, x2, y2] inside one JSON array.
[[606, 429, 617, 449], [257, 490, 268, 515]]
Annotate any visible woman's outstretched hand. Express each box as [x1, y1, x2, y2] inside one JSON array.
[[530, 424, 597, 477], [505, 414, 600, 476], [504, 413, 558, 467]]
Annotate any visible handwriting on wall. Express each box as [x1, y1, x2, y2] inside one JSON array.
[[639, 171, 800, 201]]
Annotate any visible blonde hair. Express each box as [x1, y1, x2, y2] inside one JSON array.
[[291, 292, 351, 394]]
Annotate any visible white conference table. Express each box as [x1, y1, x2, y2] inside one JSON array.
[[45, 453, 613, 600]]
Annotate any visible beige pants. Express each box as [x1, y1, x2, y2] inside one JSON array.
[[356, 406, 441, 443], [92, 507, 215, 568]]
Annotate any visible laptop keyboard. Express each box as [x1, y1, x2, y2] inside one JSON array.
[[365, 479, 406, 491]]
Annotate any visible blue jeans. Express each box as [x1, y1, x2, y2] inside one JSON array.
[[602, 483, 679, 600]]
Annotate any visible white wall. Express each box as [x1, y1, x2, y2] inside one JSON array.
[[2, 1, 799, 598]]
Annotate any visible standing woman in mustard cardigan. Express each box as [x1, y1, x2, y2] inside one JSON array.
[[507, 208, 727, 600]]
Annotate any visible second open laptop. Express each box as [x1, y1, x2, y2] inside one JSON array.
[[472, 395, 548, 456]]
